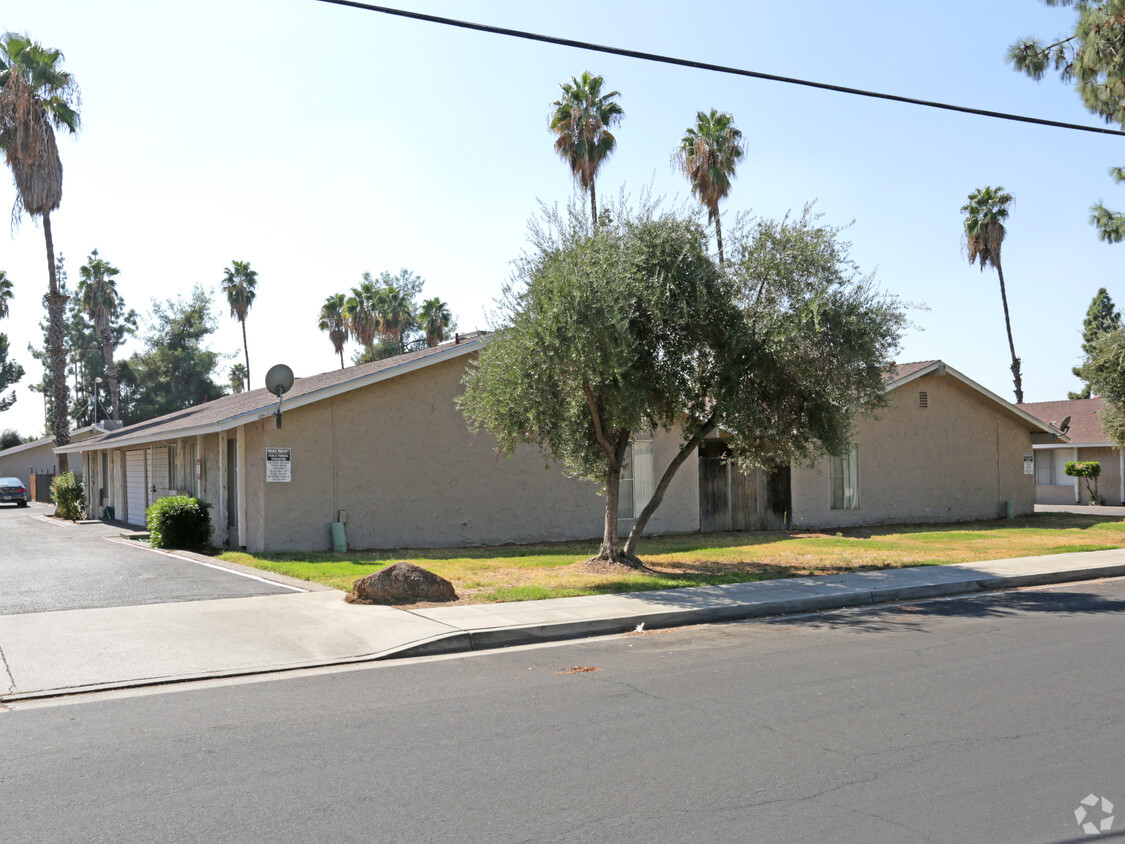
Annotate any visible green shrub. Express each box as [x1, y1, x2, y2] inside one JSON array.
[[50, 472, 85, 520], [1065, 461, 1102, 504], [147, 495, 213, 551]]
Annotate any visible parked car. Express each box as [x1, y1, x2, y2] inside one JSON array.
[[0, 477, 30, 507]]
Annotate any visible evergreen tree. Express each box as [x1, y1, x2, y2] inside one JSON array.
[[118, 285, 228, 424], [1009, 3, 1125, 240], [1070, 287, 1121, 399], [28, 254, 137, 428], [0, 333, 23, 413]]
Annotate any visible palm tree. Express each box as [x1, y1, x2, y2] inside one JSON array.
[[674, 109, 745, 264], [0, 270, 12, 319], [77, 249, 124, 420], [549, 71, 623, 225], [221, 259, 258, 389], [962, 186, 1023, 403], [419, 297, 452, 347], [318, 292, 349, 368], [378, 284, 414, 353], [0, 33, 79, 468], [229, 363, 247, 394], [345, 280, 379, 354]]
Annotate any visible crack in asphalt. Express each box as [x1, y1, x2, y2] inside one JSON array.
[[592, 675, 711, 716]]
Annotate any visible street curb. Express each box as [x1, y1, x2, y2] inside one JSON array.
[[5, 560, 1124, 703], [378, 561, 1125, 660]]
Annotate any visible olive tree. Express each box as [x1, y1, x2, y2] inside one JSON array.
[[459, 200, 905, 567]]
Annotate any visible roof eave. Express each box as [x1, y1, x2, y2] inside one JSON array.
[[53, 340, 483, 454], [886, 360, 1067, 439]]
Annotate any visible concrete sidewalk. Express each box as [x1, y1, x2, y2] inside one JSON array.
[[4, 548, 1125, 702]]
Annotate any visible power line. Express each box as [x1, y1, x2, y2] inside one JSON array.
[[315, 0, 1125, 138]]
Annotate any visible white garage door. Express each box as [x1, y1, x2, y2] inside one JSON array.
[[125, 449, 147, 526]]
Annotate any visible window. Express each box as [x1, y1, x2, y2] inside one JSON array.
[[1035, 450, 1056, 486], [829, 444, 860, 510], [617, 439, 655, 519]]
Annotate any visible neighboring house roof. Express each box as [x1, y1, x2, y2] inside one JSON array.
[[1017, 397, 1115, 448], [0, 424, 104, 459], [56, 336, 485, 454], [885, 360, 1064, 438]]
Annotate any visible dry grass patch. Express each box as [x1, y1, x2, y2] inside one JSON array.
[[216, 512, 1125, 605]]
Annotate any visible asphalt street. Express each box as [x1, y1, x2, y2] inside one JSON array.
[[0, 502, 292, 614], [4, 577, 1125, 843]]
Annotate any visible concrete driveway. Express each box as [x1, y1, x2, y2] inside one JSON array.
[[0, 502, 296, 615]]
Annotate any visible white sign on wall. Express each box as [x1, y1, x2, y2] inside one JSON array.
[[1024, 454, 1034, 475], [266, 447, 292, 482]]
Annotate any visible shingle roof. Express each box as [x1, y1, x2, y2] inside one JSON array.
[[884, 360, 938, 384], [60, 337, 484, 452], [1017, 397, 1111, 445]]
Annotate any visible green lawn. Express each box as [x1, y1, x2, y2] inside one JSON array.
[[216, 511, 1125, 605]]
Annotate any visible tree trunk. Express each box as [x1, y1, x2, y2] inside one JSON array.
[[241, 320, 251, 390], [101, 325, 120, 421], [623, 415, 719, 559], [591, 431, 646, 568], [599, 461, 622, 559], [715, 212, 724, 266], [43, 211, 70, 472], [995, 261, 1023, 403], [339, 349, 344, 370], [590, 179, 598, 227]]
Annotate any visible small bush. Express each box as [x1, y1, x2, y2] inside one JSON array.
[[147, 495, 213, 551], [50, 472, 85, 520], [1065, 461, 1102, 504]]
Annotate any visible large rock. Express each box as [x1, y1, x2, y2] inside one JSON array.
[[348, 561, 458, 605]]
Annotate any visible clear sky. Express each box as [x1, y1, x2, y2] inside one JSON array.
[[0, 0, 1119, 438]]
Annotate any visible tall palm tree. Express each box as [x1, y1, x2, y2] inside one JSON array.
[[345, 280, 378, 354], [549, 71, 623, 225], [77, 249, 124, 420], [0, 33, 79, 468], [221, 259, 258, 389], [318, 292, 349, 368], [228, 363, 247, 394], [419, 297, 452, 347], [674, 109, 745, 264], [378, 284, 414, 353], [962, 186, 1023, 403], [0, 269, 12, 319]]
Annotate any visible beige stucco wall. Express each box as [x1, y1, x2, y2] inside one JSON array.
[[246, 355, 700, 552], [1075, 446, 1123, 505], [790, 372, 1036, 529], [0, 429, 98, 488]]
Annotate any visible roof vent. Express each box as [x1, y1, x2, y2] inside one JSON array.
[[919, 391, 929, 409]]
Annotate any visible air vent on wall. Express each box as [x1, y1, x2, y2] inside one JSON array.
[[919, 391, 929, 409]]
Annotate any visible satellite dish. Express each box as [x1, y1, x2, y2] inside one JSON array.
[[265, 364, 294, 396], [1059, 415, 1071, 435]]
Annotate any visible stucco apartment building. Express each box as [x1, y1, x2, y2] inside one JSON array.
[[0, 424, 109, 491], [57, 341, 1063, 552], [1018, 396, 1123, 505]]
